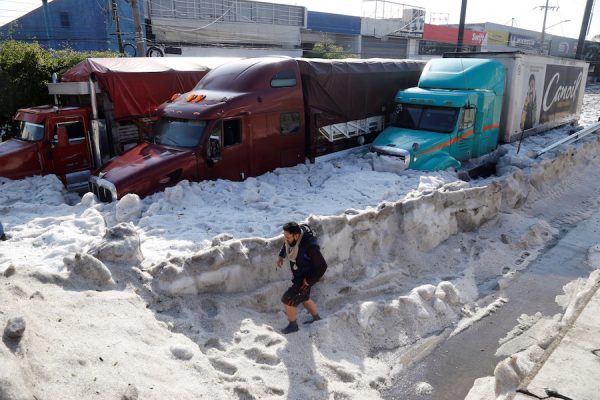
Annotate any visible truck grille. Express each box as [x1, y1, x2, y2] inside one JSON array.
[[89, 181, 114, 202]]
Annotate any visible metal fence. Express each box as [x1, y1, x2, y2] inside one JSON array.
[[149, 0, 305, 26]]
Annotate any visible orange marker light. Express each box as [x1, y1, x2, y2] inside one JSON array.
[[170, 93, 180, 101], [187, 94, 197, 102]]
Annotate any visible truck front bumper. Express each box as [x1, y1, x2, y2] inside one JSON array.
[[370, 145, 411, 169], [89, 176, 118, 202]]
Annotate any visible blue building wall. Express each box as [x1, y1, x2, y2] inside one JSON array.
[[0, 0, 145, 53], [307, 11, 361, 35]]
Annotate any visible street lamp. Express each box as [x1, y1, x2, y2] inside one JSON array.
[[540, 19, 571, 54], [545, 19, 571, 30]]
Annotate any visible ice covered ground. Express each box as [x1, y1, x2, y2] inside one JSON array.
[[0, 85, 599, 399]]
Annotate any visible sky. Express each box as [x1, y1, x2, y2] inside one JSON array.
[[260, 0, 600, 39], [0, 0, 598, 40]]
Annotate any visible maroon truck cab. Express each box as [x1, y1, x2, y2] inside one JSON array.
[[90, 57, 305, 201], [0, 106, 93, 190], [1, 57, 228, 190]]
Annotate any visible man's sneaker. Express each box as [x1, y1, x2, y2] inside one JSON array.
[[303, 314, 322, 324], [281, 321, 299, 334]]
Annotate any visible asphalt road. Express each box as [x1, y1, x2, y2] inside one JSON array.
[[384, 206, 600, 400]]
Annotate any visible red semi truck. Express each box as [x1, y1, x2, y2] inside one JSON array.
[[0, 57, 235, 191], [89, 56, 426, 201]]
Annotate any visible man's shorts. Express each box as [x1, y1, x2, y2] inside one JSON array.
[[281, 284, 311, 307]]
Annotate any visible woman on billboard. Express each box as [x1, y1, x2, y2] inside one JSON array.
[[520, 74, 538, 130]]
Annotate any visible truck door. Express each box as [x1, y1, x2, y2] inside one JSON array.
[[278, 111, 304, 167], [203, 118, 249, 181], [48, 117, 92, 177], [450, 107, 475, 161]]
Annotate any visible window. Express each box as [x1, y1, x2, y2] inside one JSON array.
[[460, 108, 476, 130], [57, 121, 85, 142], [60, 12, 70, 28], [271, 70, 297, 88], [153, 119, 207, 148], [392, 104, 459, 134], [207, 122, 222, 159], [16, 122, 44, 142], [280, 112, 300, 135], [223, 119, 242, 147]]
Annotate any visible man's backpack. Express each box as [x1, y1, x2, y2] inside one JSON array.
[[300, 223, 316, 240]]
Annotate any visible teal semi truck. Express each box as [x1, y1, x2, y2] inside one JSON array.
[[371, 52, 589, 171]]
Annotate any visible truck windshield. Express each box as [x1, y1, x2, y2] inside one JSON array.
[[392, 104, 459, 134], [153, 119, 207, 148], [16, 121, 44, 142]]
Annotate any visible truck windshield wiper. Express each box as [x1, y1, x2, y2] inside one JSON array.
[[161, 136, 179, 146]]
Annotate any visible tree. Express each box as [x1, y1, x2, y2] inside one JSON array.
[[0, 40, 118, 131], [306, 41, 357, 59]]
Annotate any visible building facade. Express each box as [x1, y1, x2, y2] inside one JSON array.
[[0, 0, 144, 53], [146, 0, 305, 57], [0, 0, 591, 62]]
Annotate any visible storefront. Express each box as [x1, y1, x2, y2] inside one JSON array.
[[419, 24, 487, 56]]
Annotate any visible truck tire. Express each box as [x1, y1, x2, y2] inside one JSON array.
[[146, 46, 164, 57]]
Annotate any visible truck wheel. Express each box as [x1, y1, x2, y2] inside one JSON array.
[[457, 170, 471, 182], [146, 46, 164, 57], [123, 43, 136, 57]]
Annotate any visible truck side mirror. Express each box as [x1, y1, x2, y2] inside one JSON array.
[[56, 127, 69, 147], [207, 136, 222, 162]]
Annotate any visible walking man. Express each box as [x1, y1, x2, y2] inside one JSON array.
[[277, 222, 327, 334]]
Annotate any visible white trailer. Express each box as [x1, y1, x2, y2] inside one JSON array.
[[446, 52, 589, 143]]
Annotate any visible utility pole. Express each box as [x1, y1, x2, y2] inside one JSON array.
[[576, 0, 594, 59], [456, 0, 467, 52], [130, 0, 145, 57], [540, 0, 549, 54], [536, 1, 558, 54], [41, 0, 54, 49], [111, 0, 124, 54]]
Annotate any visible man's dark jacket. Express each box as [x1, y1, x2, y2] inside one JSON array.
[[279, 226, 327, 286]]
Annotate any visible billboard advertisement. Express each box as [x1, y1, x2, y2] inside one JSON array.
[[423, 24, 486, 45], [539, 64, 584, 124], [508, 33, 537, 49], [486, 30, 509, 45], [515, 63, 585, 130], [548, 37, 578, 58], [518, 63, 545, 130]]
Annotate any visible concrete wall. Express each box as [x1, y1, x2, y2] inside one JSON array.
[[361, 36, 408, 59]]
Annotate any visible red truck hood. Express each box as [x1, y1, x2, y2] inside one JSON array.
[[0, 139, 41, 179], [96, 143, 195, 198]]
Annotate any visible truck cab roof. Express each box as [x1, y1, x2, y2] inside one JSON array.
[[398, 87, 478, 108], [158, 57, 301, 120], [15, 105, 87, 123], [419, 58, 505, 95]]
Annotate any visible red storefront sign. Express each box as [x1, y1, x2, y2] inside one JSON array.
[[423, 24, 487, 45]]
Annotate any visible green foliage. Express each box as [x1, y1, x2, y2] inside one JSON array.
[[306, 41, 358, 59], [0, 40, 118, 129]]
